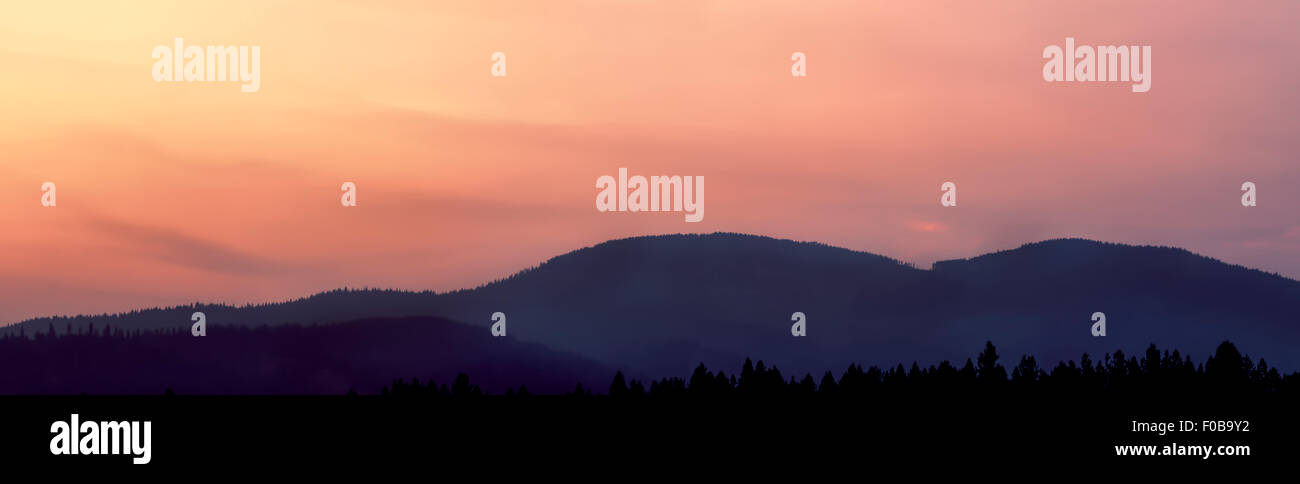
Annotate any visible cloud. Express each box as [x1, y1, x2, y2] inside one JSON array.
[[81, 215, 293, 276]]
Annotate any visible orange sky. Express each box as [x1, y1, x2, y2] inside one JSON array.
[[1, 0, 1297, 323]]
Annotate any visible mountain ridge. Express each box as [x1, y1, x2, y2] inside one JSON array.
[[7, 233, 1293, 327], [5, 233, 1298, 377]]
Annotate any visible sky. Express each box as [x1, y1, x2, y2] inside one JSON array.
[[0, 0, 1297, 324]]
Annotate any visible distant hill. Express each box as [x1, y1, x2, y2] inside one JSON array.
[[5, 233, 1299, 381], [0, 316, 608, 394]]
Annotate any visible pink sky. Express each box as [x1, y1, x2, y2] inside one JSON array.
[[0, 0, 1297, 323]]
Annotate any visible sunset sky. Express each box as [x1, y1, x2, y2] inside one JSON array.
[[1, 0, 1297, 324]]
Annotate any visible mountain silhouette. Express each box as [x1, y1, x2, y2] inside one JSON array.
[[4, 233, 1298, 381]]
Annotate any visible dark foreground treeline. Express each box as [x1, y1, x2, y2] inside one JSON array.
[[2, 314, 1296, 397], [383, 341, 1300, 398], [0, 316, 609, 394]]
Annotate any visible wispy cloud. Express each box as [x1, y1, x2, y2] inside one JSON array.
[[81, 215, 294, 276]]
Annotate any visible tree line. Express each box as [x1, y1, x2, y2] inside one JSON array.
[[380, 341, 1299, 398]]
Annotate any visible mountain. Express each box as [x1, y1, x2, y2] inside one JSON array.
[[5, 233, 1299, 382], [0, 316, 609, 394]]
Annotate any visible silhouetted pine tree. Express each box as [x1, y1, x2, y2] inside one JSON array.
[[609, 371, 628, 397]]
